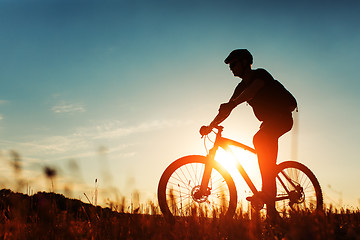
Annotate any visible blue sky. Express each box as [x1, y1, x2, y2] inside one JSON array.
[[0, 0, 359, 208]]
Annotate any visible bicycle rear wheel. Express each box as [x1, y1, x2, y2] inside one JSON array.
[[275, 161, 323, 216], [157, 155, 237, 220]]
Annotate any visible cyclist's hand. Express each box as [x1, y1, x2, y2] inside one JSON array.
[[199, 125, 212, 137]]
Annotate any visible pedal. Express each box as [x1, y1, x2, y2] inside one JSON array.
[[246, 196, 255, 202], [246, 194, 265, 210]]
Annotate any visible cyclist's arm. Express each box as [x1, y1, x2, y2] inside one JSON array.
[[230, 78, 264, 106], [209, 78, 264, 127]]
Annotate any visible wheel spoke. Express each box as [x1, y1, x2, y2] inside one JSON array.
[[158, 157, 237, 218], [275, 162, 323, 217]]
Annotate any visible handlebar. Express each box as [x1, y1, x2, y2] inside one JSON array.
[[199, 125, 224, 137], [200, 108, 231, 137], [214, 125, 224, 132]]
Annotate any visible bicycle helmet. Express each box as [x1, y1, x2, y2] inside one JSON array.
[[224, 49, 253, 65]]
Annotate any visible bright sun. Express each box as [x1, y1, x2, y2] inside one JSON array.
[[214, 146, 262, 193]]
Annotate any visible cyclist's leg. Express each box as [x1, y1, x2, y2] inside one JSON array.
[[253, 114, 293, 215], [253, 128, 278, 209]]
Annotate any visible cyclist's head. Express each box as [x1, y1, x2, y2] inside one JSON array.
[[224, 49, 253, 65]]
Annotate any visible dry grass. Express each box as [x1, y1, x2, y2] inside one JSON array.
[[1, 150, 359, 239], [0, 189, 360, 239]]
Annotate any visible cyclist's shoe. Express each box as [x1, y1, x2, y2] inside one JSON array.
[[246, 195, 255, 202], [246, 192, 268, 210], [246, 191, 269, 202]]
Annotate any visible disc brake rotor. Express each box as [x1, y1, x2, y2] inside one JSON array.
[[191, 186, 211, 203]]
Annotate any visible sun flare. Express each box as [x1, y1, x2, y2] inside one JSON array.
[[215, 147, 258, 174], [214, 146, 262, 192]]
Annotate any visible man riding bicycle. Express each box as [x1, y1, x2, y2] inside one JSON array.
[[200, 49, 297, 217]]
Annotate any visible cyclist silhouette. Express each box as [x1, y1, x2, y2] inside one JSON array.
[[201, 49, 297, 217]]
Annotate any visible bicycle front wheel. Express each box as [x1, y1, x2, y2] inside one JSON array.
[[157, 155, 237, 220], [275, 161, 323, 216]]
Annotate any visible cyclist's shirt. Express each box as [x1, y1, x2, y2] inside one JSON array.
[[230, 68, 297, 121]]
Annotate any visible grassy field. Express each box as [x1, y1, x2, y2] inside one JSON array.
[[0, 189, 360, 239]]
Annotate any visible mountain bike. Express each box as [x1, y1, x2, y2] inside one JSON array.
[[157, 125, 323, 220]]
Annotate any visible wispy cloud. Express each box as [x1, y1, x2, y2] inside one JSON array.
[[0, 114, 3, 120], [89, 119, 193, 139], [20, 136, 89, 155], [0, 119, 191, 163], [52, 101, 86, 113], [0, 100, 8, 105]]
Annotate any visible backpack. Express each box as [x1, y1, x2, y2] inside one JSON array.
[[247, 69, 297, 120], [271, 79, 298, 112]]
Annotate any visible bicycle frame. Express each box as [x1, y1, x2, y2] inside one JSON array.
[[200, 126, 260, 196], [200, 126, 305, 204]]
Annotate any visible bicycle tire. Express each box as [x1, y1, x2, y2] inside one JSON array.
[[275, 161, 323, 216], [158, 155, 237, 220]]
